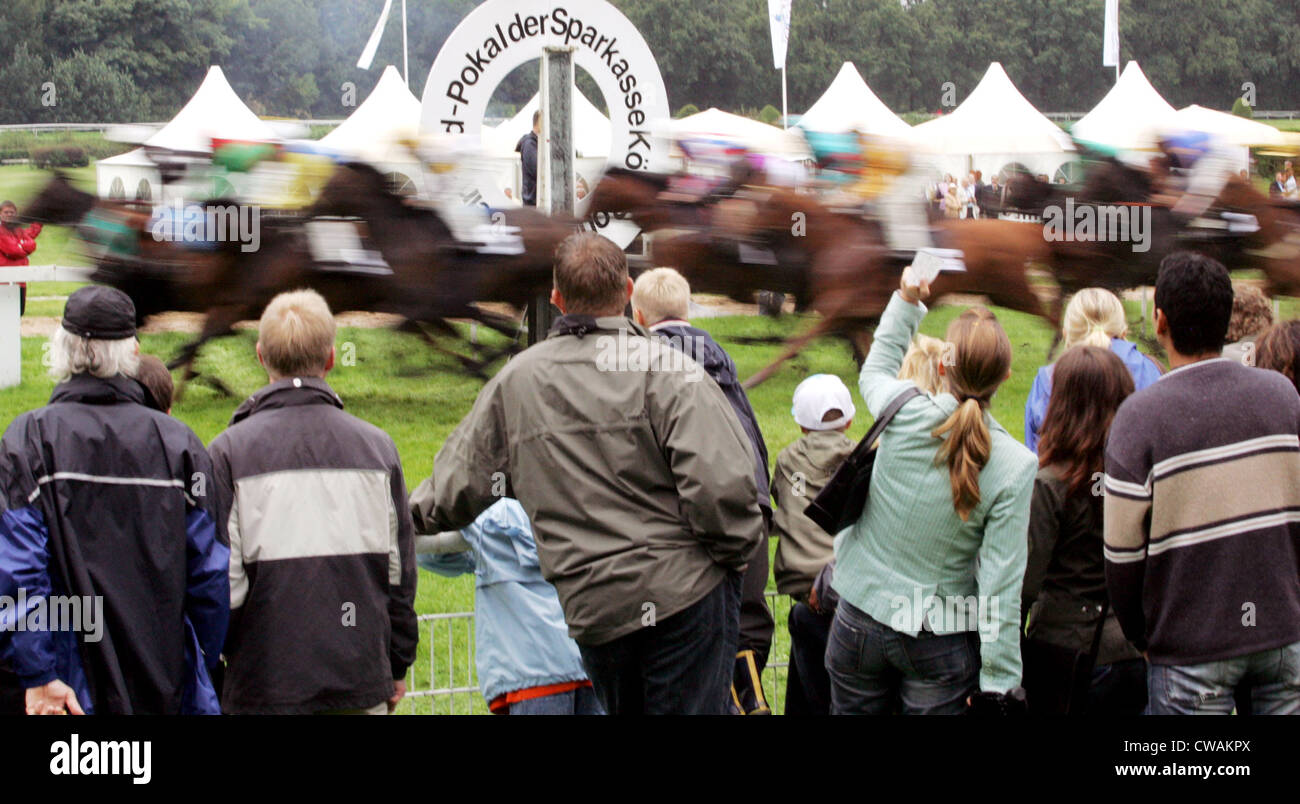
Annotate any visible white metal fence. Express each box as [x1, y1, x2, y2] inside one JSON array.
[[399, 592, 794, 715]]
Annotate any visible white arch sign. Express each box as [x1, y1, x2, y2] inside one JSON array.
[[420, 0, 671, 248]]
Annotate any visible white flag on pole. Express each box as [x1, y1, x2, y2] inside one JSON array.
[[357, 0, 394, 70], [768, 0, 793, 70], [1102, 0, 1120, 67]]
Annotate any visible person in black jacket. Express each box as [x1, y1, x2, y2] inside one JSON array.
[[0, 286, 229, 715], [516, 111, 540, 207], [632, 267, 775, 715], [208, 289, 417, 714], [1024, 344, 1145, 715]]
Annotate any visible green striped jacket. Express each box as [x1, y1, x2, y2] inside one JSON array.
[[832, 292, 1038, 693]]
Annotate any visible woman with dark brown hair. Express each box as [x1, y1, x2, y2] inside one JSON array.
[[1255, 320, 1300, 396], [1022, 345, 1145, 715]]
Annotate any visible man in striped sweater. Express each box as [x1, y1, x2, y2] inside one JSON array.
[[1104, 252, 1300, 715]]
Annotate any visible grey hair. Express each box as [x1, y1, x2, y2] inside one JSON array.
[[48, 327, 140, 383]]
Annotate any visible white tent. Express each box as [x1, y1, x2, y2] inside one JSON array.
[[319, 65, 423, 194], [479, 90, 612, 205], [1071, 61, 1178, 150], [1172, 104, 1289, 148], [671, 107, 809, 158], [484, 90, 612, 157], [797, 62, 911, 139], [909, 62, 1073, 179], [321, 65, 421, 163], [95, 66, 276, 200]]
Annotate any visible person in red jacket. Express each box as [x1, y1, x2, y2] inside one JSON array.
[[0, 200, 42, 314]]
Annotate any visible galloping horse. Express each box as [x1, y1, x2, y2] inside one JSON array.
[[648, 184, 1056, 386]]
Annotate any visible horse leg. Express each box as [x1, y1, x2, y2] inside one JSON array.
[[168, 309, 242, 401], [742, 314, 843, 389]]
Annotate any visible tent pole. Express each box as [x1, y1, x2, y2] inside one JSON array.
[[402, 0, 409, 87]]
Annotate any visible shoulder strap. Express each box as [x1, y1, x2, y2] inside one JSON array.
[[1087, 598, 1110, 667], [859, 385, 923, 449]]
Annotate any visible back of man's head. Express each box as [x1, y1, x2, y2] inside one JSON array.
[[257, 289, 336, 379], [1154, 251, 1233, 357], [136, 353, 174, 413], [553, 233, 629, 317], [532, 110, 541, 131], [632, 267, 690, 326]]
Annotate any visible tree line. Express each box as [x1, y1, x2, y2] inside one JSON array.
[[0, 0, 1296, 125]]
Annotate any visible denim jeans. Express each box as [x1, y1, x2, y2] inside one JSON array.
[[578, 573, 741, 715], [507, 685, 605, 715], [1146, 639, 1300, 715], [826, 599, 979, 715]]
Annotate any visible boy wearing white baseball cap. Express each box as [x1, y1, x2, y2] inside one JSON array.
[[772, 373, 857, 714], [773, 373, 857, 600]]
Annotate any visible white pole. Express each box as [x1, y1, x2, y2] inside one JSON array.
[[781, 66, 788, 129], [402, 0, 409, 87]]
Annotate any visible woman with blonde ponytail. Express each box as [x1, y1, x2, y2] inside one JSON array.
[[1024, 288, 1162, 453], [826, 269, 1038, 715]]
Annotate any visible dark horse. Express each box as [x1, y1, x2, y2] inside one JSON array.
[[308, 162, 577, 338], [646, 184, 1056, 386]]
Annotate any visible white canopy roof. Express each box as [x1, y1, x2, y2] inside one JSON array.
[[483, 90, 611, 157], [320, 65, 422, 163], [142, 66, 277, 153], [1173, 104, 1289, 148], [909, 63, 1073, 155], [671, 107, 809, 157], [797, 62, 911, 139], [1071, 61, 1178, 149]]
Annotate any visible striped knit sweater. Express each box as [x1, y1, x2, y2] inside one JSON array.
[[1103, 357, 1300, 666]]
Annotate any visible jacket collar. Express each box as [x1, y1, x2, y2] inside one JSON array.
[[50, 373, 148, 407], [548, 314, 644, 340], [229, 376, 343, 426]]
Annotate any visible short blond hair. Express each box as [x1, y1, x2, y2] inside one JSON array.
[[632, 267, 691, 325], [1062, 288, 1127, 351], [899, 334, 945, 395], [257, 289, 336, 378]]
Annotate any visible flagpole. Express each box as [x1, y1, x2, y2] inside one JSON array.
[[402, 0, 409, 87], [781, 67, 788, 130]]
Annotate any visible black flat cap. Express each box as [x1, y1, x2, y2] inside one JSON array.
[[61, 286, 137, 340]]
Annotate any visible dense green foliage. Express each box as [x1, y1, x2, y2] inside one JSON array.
[[0, 0, 1297, 124]]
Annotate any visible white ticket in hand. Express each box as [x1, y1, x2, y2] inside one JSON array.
[[910, 248, 967, 284]]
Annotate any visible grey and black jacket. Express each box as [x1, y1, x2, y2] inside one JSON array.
[[209, 377, 417, 714]]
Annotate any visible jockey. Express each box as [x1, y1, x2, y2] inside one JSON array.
[[1157, 130, 1241, 220]]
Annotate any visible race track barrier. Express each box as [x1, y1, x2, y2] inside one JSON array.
[[400, 592, 794, 715], [1, 265, 95, 389]]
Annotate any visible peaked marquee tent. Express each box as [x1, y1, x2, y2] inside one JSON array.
[[797, 62, 911, 139], [908, 62, 1073, 179], [672, 107, 809, 157], [95, 66, 277, 200], [320, 65, 424, 194], [1071, 61, 1177, 150]]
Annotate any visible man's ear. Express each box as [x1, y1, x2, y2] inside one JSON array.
[[633, 308, 646, 326], [550, 287, 565, 314], [256, 340, 265, 368], [625, 276, 634, 300], [1154, 308, 1169, 337], [324, 345, 336, 375], [937, 361, 946, 377]]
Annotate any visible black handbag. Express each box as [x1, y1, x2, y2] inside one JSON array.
[[804, 386, 922, 536]]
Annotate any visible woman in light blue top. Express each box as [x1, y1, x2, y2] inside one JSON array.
[[827, 272, 1038, 714], [1025, 288, 1162, 452]]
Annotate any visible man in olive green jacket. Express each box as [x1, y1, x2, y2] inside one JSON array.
[[410, 233, 764, 714]]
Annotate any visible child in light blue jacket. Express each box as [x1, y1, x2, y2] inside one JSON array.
[[418, 498, 602, 714]]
